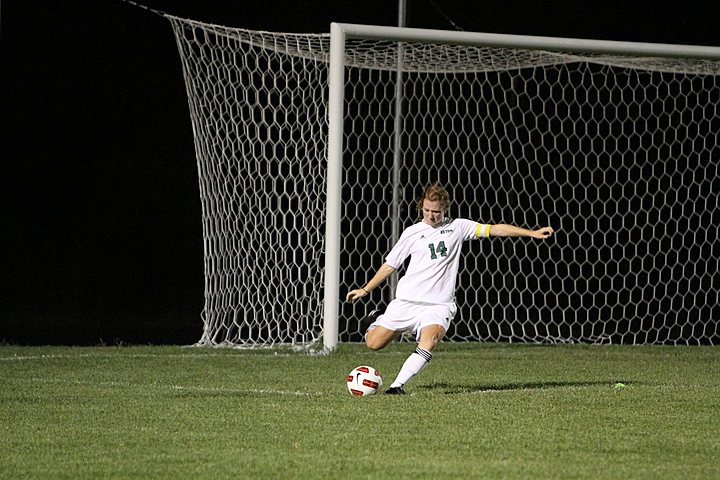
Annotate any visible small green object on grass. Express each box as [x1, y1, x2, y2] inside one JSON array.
[[614, 382, 626, 389]]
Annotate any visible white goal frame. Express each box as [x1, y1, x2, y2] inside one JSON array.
[[162, 13, 720, 350], [323, 23, 720, 351]]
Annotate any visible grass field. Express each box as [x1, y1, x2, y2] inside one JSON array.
[[1, 343, 719, 479]]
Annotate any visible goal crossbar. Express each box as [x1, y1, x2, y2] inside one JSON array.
[[334, 23, 720, 60]]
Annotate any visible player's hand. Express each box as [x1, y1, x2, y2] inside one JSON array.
[[533, 226, 555, 239], [346, 288, 369, 303]]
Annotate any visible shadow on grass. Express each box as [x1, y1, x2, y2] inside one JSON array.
[[417, 380, 629, 394]]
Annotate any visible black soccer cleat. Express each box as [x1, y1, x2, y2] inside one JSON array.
[[384, 386, 405, 395], [359, 308, 380, 332]]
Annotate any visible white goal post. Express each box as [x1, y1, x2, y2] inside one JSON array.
[[165, 16, 720, 349]]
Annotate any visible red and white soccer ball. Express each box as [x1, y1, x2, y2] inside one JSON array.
[[347, 365, 382, 396]]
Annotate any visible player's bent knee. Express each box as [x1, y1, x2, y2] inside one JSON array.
[[365, 327, 395, 351], [365, 334, 386, 351], [365, 340, 385, 351]]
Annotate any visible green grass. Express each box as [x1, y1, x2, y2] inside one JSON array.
[[1, 343, 719, 479]]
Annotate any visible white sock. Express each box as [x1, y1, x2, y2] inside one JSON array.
[[390, 348, 433, 388]]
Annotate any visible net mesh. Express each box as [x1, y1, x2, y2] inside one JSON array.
[[167, 16, 719, 346]]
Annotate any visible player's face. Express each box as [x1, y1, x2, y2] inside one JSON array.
[[422, 199, 445, 227]]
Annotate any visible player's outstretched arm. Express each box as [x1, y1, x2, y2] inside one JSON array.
[[489, 224, 554, 239], [346, 263, 397, 302]]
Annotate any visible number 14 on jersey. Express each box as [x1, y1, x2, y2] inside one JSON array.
[[428, 241, 448, 259]]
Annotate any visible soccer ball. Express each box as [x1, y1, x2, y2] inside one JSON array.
[[346, 365, 382, 396]]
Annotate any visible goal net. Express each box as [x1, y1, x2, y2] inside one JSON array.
[[166, 16, 720, 347]]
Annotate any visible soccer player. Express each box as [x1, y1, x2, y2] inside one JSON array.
[[346, 183, 554, 394]]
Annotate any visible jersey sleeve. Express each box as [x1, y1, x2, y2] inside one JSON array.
[[455, 218, 490, 240], [384, 227, 414, 269]]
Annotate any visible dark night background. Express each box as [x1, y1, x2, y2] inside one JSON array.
[[2, 1, 718, 345]]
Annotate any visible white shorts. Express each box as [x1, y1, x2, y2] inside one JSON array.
[[370, 299, 457, 342]]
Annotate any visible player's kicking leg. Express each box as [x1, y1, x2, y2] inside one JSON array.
[[365, 325, 400, 351]]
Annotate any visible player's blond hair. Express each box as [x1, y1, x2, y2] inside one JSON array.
[[416, 182, 451, 212]]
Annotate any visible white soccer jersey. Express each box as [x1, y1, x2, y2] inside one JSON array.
[[385, 218, 490, 304]]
